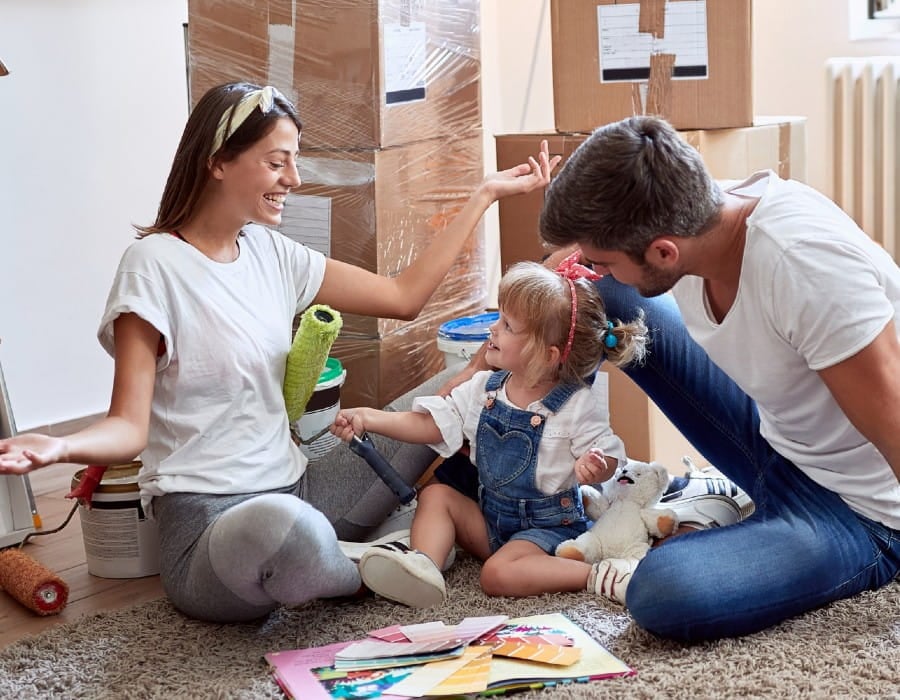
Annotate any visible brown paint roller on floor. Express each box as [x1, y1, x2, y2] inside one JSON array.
[[0, 548, 69, 615]]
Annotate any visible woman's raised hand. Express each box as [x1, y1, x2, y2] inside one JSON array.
[[480, 139, 561, 201]]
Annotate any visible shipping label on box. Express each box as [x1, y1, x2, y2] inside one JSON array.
[[551, 0, 753, 131]]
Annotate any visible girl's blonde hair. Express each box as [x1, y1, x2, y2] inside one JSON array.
[[498, 262, 647, 385]]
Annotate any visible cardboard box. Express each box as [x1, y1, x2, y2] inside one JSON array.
[[494, 117, 806, 272], [281, 133, 487, 335], [551, 0, 753, 131], [187, 0, 481, 149], [332, 301, 484, 409]]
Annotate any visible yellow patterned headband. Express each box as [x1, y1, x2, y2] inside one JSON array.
[[210, 85, 286, 157]]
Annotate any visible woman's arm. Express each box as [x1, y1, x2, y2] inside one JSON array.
[[312, 142, 560, 320], [0, 313, 157, 473]]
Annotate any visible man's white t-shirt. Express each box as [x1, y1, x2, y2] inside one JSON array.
[[97, 225, 327, 510], [673, 171, 900, 529]]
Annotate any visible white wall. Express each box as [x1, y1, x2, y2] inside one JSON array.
[[753, 0, 899, 196], [1, 0, 898, 431], [0, 0, 189, 430]]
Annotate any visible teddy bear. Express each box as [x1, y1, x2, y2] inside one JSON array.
[[556, 460, 679, 563]]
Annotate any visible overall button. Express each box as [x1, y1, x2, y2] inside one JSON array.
[[530, 415, 542, 427], [560, 496, 572, 508]]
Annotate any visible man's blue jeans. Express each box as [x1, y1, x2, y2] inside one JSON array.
[[597, 276, 900, 641]]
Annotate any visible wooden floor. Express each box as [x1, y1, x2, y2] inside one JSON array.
[[0, 463, 164, 648]]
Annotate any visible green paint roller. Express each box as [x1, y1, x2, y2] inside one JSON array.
[[282, 304, 415, 504], [283, 304, 343, 424]]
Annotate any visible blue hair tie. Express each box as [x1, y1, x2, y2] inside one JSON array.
[[604, 321, 617, 349]]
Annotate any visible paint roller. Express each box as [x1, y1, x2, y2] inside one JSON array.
[[284, 304, 343, 426], [0, 470, 93, 615], [0, 347, 69, 615], [285, 306, 417, 506], [0, 514, 75, 616]]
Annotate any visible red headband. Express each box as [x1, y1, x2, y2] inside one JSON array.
[[555, 251, 601, 365]]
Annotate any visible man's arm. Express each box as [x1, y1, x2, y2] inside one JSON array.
[[818, 320, 900, 482]]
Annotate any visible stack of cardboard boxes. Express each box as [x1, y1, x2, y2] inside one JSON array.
[[187, 0, 486, 407], [495, 0, 808, 465]]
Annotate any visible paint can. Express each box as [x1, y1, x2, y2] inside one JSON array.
[[436, 312, 499, 368], [71, 461, 159, 579], [293, 357, 347, 462]]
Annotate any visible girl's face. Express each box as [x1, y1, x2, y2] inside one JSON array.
[[485, 308, 533, 374], [215, 117, 301, 227]]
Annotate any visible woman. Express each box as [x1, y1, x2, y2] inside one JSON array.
[[0, 82, 558, 623]]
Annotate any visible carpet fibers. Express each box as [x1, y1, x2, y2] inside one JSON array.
[[1, 554, 898, 699]]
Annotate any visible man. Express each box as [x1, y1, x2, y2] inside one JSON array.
[[538, 115, 900, 642]]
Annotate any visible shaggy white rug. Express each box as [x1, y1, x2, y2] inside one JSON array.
[[1, 554, 898, 699]]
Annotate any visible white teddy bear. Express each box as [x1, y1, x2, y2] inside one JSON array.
[[556, 460, 679, 563]]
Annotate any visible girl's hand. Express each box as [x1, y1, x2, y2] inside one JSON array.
[[479, 139, 561, 202], [331, 408, 368, 443], [574, 447, 609, 485], [0, 433, 68, 474]]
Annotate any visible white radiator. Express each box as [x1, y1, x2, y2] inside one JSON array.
[[825, 57, 900, 258]]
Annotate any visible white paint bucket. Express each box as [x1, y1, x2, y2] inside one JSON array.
[[293, 357, 347, 462], [436, 312, 498, 368], [71, 461, 159, 579]]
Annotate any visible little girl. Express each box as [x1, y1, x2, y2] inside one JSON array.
[[331, 257, 648, 607]]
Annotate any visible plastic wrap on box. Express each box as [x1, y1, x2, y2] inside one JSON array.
[[187, 0, 481, 149], [281, 133, 487, 336], [330, 301, 485, 409]]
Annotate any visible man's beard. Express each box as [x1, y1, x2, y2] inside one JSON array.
[[635, 262, 681, 298]]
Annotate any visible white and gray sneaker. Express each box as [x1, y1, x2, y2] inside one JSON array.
[[588, 558, 639, 607], [338, 529, 411, 563], [358, 541, 447, 608], [658, 458, 755, 528], [341, 530, 456, 571]]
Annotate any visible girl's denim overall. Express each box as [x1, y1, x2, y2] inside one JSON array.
[[476, 370, 590, 554]]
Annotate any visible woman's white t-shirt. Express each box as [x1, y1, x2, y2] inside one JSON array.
[[97, 224, 326, 510]]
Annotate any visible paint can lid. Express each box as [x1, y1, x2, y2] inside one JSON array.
[[437, 312, 499, 342]]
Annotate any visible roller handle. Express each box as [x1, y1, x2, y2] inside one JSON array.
[[349, 433, 416, 505], [65, 464, 107, 507]]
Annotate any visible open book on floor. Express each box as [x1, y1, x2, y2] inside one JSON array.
[[264, 612, 634, 699]]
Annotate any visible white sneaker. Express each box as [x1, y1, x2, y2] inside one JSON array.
[[358, 541, 447, 608], [340, 531, 456, 570], [368, 500, 418, 540], [665, 494, 744, 530], [338, 529, 410, 562], [588, 558, 639, 607], [659, 458, 755, 528]]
